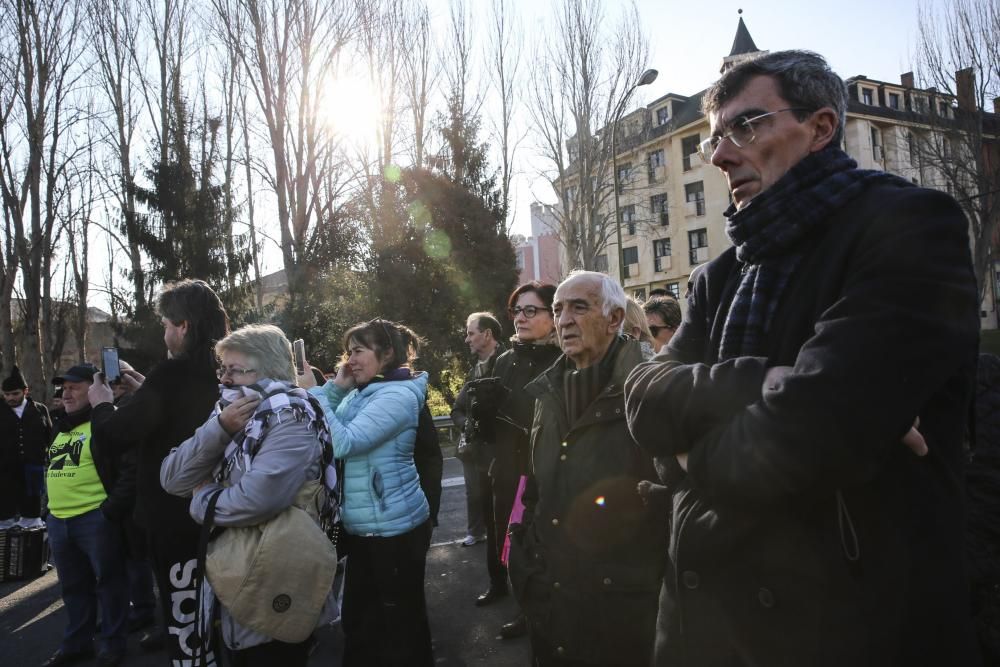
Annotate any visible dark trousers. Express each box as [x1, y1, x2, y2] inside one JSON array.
[[148, 526, 219, 666], [229, 639, 309, 667], [342, 520, 433, 667], [489, 471, 519, 583], [46, 509, 129, 654], [460, 457, 485, 538], [481, 470, 506, 587], [0, 463, 44, 519]]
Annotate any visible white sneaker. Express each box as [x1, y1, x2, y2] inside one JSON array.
[[461, 534, 477, 546]]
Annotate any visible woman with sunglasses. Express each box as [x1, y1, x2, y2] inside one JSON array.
[[298, 319, 433, 666], [466, 281, 561, 639]]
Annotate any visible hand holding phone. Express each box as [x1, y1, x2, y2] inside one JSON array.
[[293, 339, 306, 375], [101, 347, 121, 384]]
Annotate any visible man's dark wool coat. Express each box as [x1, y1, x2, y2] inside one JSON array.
[[625, 183, 981, 667]]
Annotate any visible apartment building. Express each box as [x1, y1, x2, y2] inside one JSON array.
[[598, 15, 1000, 325], [515, 202, 564, 286]]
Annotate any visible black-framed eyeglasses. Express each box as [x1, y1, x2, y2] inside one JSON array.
[[648, 325, 674, 338], [509, 305, 552, 320], [697, 107, 813, 162], [217, 366, 257, 380]]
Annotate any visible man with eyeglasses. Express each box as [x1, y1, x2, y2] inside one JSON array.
[[625, 50, 980, 665], [507, 271, 665, 666]]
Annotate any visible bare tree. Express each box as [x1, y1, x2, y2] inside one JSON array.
[[89, 0, 149, 313], [0, 0, 88, 395], [487, 0, 522, 228], [913, 0, 1000, 302], [402, 0, 437, 170], [212, 0, 355, 300], [528, 0, 649, 271]]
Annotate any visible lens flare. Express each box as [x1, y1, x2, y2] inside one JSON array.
[[594, 496, 606, 506]]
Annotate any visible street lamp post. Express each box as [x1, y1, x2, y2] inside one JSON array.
[[612, 68, 658, 285]]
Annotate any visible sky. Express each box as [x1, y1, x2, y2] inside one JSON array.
[[503, 0, 944, 236]]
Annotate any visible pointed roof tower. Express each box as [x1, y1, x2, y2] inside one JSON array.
[[720, 10, 767, 73]]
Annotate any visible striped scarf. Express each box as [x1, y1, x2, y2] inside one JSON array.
[[717, 147, 912, 361], [215, 378, 333, 478]]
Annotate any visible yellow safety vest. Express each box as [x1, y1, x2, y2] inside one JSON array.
[[46, 422, 106, 519]]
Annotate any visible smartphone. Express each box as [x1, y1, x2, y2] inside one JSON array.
[[293, 339, 306, 375], [101, 347, 121, 384]]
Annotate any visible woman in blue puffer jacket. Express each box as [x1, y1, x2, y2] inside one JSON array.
[[301, 318, 433, 666]]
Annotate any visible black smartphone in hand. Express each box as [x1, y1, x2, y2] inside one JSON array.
[[293, 339, 306, 375], [101, 347, 121, 384]]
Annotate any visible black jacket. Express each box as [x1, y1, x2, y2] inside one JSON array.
[[510, 339, 665, 666], [91, 357, 220, 534], [626, 183, 981, 666], [0, 399, 52, 468], [489, 340, 562, 487], [451, 344, 504, 470]]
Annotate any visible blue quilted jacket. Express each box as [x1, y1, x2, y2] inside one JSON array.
[[309, 373, 430, 537]]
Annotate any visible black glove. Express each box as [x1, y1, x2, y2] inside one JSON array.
[[467, 377, 508, 421]]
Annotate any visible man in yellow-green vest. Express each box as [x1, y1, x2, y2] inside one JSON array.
[[43, 364, 130, 667]]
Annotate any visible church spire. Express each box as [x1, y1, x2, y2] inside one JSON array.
[[720, 10, 766, 73]]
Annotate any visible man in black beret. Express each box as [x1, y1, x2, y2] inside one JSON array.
[[0, 366, 52, 529]]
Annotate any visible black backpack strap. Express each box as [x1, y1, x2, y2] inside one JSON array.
[[193, 488, 225, 667]]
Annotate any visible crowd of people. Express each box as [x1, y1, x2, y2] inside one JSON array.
[[0, 48, 994, 667]]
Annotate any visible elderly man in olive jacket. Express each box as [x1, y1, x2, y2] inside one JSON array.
[[508, 271, 665, 667]]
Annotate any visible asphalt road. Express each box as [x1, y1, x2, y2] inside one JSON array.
[[0, 457, 531, 666]]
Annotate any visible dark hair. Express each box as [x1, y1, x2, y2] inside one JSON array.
[[342, 319, 423, 373], [643, 296, 682, 329], [506, 281, 557, 315], [702, 50, 847, 149], [157, 279, 230, 371], [467, 312, 502, 341]]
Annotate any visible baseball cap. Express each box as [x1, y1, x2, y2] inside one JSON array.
[[52, 363, 99, 385]]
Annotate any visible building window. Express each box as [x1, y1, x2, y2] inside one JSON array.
[[685, 181, 705, 217], [594, 254, 609, 274], [938, 100, 950, 117], [688, 228, 709, 265], [656, 106, 670, 126], [912, 95, 928, 114], [888, 92, 900, 110], [862, 87, 874, 105], [681, 135, 700, 171], [620, 205, 637, 235], [647, 149, 665, 183], [622, 246, 639, 278], [653, 238, 671, 272], [870, 125, 882, 162], [633, 288, 646, 301], [616, 162, 632, 193], [666, 282, 680, 299], [650, 193, 669, 226]]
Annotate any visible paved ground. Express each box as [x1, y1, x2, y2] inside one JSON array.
[[0, 457, 531, 666]]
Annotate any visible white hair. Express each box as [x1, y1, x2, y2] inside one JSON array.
[[561, 270, 627, 319]]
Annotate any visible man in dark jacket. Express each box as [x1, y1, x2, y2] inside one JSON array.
[[89, 279, 229, 665], [43, 364, 131, 667], [509, 271, 665, 666], [451, 312, 506, 600], [0, 366, 51, 528], [625, 50, 981, 666]]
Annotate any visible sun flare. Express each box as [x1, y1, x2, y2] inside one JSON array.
[[319, 72, 382, 148]]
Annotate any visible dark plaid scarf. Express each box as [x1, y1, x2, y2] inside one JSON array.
[[717, 147, 912, 361]]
